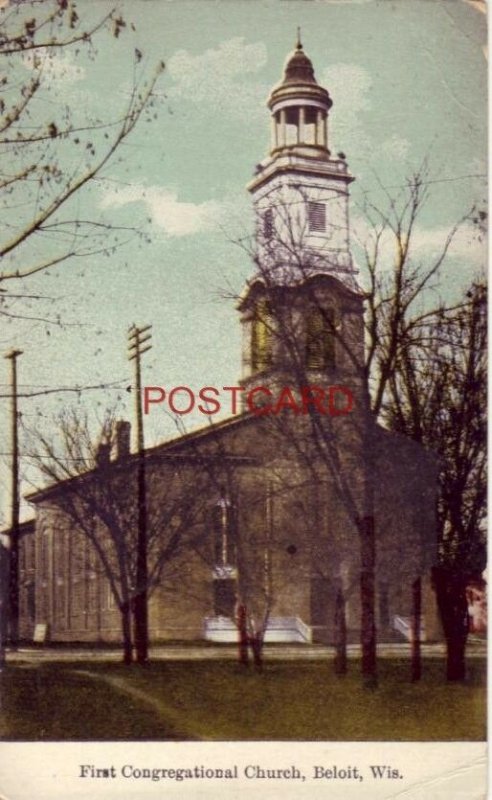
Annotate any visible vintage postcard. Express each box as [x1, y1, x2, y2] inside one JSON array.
[[0, 0, 487, 798]]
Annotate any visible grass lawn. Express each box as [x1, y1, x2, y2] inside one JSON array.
[[0, 658, 485, 741]]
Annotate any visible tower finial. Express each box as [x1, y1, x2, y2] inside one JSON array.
[[296, 26, 302, 50]]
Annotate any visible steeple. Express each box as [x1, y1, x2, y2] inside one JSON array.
[[246, 37, 358, 290], [239, 39, 364, 403]]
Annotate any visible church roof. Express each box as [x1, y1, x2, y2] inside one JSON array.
[[26, 412, 260, 504]]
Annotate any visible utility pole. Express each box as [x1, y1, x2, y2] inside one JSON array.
[[4, 349, 22, 649], [128, 325, 152, 664]]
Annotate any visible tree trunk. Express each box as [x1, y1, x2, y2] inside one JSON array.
[[411, 577, 422, 682], [446, 632, 467, 681], [334, 589, 347, 675], [360, 515, 377, 688], [432, 566, 469, 682], [120, 600, 133, 665], [237, 604, 249, 666], [250, 633, 264, 671]]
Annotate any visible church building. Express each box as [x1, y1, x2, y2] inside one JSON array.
[[18, 39, 438, 646]]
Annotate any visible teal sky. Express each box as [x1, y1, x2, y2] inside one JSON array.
[[0, 0, 487, 523]]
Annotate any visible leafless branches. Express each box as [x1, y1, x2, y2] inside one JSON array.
[[24, 407, 216, 662], [0, 0, 164, 306]]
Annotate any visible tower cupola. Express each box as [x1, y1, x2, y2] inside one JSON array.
[[247, 35, 358, 290], [268, 34, 332, 155]]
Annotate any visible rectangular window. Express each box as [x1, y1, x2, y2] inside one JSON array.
[[25, 537, 34, 571], [41, 531, 49, 580], [19, 540, 25, 572], [251, 298, 273, 372], [55, 577, 67, 620], [263, 208, 273, 240], [308, 201, 326, 232], [106, 579, 116, 610]]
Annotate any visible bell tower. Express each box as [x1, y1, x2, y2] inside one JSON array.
[[239, 36, 364, 403]]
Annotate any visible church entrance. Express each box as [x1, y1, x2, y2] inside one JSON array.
[[213, 577, 236, 618]]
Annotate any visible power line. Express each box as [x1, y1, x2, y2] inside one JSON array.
[[358, 173, 486, 194], [0, 379, 129, 400], [0, 452, 91, 462]]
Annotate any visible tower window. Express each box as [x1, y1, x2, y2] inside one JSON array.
[[306, 307, 335, 370], [304, 106, 317, 145], [308, 201, 326, 232], [251, 297, 273, 372], [263, 208, 273, 240], [285, 106, 300, 145]]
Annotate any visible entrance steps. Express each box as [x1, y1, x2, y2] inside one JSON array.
[[204, 616, 312, 643]]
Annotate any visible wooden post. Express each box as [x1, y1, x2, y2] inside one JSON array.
[[128, 324, 152, 665]]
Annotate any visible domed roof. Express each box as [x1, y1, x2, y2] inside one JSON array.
[[283, 43, 316, 85], [267, 33, 332, 112]]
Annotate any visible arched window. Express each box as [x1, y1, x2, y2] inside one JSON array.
[[251, 297, 273, 372], [306, 307, 335, 369]]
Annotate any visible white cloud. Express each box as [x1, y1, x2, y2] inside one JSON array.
[[100, 184, 229, 237], [167, 38, 269, 120], [352, 214, 485, 273], [22, 51, 85, 84], [319, 63, 372, 155], [321, 63, 372, 115], [380, 135, 411, 162], [412, 223, 486, 266]]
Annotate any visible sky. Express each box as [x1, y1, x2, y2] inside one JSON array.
[[0, 0, 487, 523]]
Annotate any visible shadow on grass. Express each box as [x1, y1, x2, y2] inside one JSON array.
[[0, 657, 486, 741], [0, 663, 188, 741]]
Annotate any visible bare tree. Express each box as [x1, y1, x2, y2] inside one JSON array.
[[0, 0, 164, 313], [356, 165, 474, 418], [384, 281, 486, 680], [168, 420, 282, 671], [357, 172, 486, 680], [232, 164, 477, 685], [195, 469, 321, 671], [235, 476, 300, 671], [25, 408, 218, 663], [234, 181, 389, 687]]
